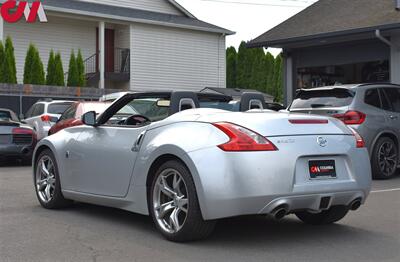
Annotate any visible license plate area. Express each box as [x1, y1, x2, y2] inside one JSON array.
[[309, 160, 337, 179]]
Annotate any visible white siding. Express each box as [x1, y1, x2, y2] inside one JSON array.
[[77, 0, 182, 15], [130, 24, 226, 91], [4, 16, 96, 84]]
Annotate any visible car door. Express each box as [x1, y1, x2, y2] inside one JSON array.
[[66, 124, 147, 197], [382, 87, 400, 138]]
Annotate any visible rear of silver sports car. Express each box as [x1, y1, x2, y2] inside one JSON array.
[[189, 112, 372, 220]]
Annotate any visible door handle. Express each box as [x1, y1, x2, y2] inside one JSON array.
[[389, 115, 398, 120], [131, 131, 146, 152]]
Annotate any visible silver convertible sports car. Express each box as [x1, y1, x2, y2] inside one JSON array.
[[33, 92, 372, 242]]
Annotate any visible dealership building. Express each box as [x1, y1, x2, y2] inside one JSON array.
[[249, 0, 400, 106], [0, 0, 233, 91]]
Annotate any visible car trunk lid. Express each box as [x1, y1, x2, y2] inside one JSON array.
[[199, 111, 352, 137]]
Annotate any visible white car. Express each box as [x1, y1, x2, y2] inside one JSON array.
[[24, 100, 74, 140]]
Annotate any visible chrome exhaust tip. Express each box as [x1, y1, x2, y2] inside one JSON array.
[[271, 206, 288, 220], [349, 199, 362, 211]]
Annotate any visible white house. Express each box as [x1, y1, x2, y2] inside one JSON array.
[[0, 0, 233, 91]]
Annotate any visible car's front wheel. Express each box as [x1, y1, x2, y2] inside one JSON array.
[[371, 137, 398, 179], [34, 149, 72, 209], [149, 160, 216, 242], [295, 206, 349, 225]]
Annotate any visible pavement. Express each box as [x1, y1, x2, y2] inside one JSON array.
[[0, 164, 399, 262]]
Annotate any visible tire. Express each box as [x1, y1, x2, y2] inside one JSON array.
[[371, 137, 398, 179], [34, 149, 72, 209], [295, 206, 349, 225], [149, 160, 216, 242]]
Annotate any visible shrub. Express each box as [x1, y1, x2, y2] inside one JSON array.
[[54, 52, 65, 86], [4, 36, 17, 84], [76, 49, 86, 87], [46, 50, 56, 85], [67, 50, 79, 87]]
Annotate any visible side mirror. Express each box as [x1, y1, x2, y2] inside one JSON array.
[[82, 111, 97, 126]]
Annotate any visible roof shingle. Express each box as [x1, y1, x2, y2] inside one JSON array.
[[248, 0, 400, 47]]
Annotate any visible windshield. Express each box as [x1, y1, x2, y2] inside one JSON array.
[[48, 102, 74, 114], [118, 99, 170, 122], [290, 89, 354, 110]]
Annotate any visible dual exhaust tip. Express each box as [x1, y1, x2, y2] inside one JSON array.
[[269, 198, 362, 220]]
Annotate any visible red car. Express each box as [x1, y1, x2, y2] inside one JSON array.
[[48, 102, 111, 135]]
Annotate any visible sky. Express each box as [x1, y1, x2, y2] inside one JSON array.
[[175, 0, 318, 56]]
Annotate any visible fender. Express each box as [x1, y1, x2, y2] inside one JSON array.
[[126, 121, 227, 216]]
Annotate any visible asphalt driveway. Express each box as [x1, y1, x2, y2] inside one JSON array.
[[0, 164, 399, 262]]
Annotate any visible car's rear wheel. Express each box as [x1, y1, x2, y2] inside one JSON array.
[[34, 149, 72, 209], [371, 137, 398, 179], [149, 160, 216, 242], [295, 206, 349, 225]]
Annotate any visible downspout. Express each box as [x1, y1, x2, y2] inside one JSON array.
[[375, 29, 392, 47]]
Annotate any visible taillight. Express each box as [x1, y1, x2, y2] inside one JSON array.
[[333, 111, 366, 125], [212, 122, 278, 152], [349, 127, 365, 148], [12, 128, 34, 135], [41, 115, 51, 122]]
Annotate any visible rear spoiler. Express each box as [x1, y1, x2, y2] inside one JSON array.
[[295, 88, 355, 98]]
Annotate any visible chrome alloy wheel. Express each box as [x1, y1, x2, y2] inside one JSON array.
[[35, 156, 56, 203], [153, 168, 189, 234], [378, 141, 398, 177]]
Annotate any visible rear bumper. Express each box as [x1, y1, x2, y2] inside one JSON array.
[[0, 144, 34, 158], [188, 136, 372, 220]]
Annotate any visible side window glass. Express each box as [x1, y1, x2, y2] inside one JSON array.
[[383, 88, 400, 113], [32, 104, 45, 116], [60, 105, 77, 121], [364, 89, 381, 108], [25, 105, 34, 118], [380, 89, 392, 111]]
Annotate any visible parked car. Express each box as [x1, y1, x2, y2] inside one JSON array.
[[0, 108, 37, 164], [288, 83, 400, 179], [24, 100, 74, 140], [33, 91, 371, 242], [48, 102, 113, 136]]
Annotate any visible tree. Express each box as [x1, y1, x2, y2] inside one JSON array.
[[236, 41, 253, 88], [0, 42, 5, 83], [226, 46, 237, 89], [250, 48, 266, 91], [54, 52, 65, 86], [46, 50, 56, 85], [76, 49, 86, 87], [67, 50, 79, 87], [23, 44, 37, 84], [272, 54, 283, 103], [4, 36, 17, 84], [264, 52, 275, 96], [30, 47, 45, 85]]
